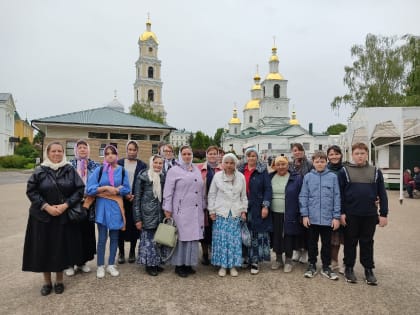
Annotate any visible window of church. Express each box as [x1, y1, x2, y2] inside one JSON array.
[[274, 84, 280, 98], [110, 133, 128, 140], [148, 90, 154, 102], [268, 143, 272, 150], [263, 86, 266, 97], [149, 47, 153, 53], [303, 142, 310, 151], [131, 134, 147, 140], [234, 127, 237, 134], [88, 132, 108, 139], [148, 67, 154, 78], [249, 116, 253, 123], [150, 135, 161, 141]]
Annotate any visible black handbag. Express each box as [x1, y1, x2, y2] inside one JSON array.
[[67, 203, 88, 222]]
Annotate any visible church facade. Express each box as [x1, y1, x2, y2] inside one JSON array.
[[222, 46, 338, 159]]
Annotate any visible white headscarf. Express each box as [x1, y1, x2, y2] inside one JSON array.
[[147, 155, 163, 202], [41, 142, 70, 170]]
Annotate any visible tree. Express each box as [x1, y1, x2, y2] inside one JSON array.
[[325, 123, 347, 135], [191, 131, 211, 149], [14, 137, 39, 159], [402, 35, 420, 106], [331, 34, 406, 112], [130, 102, 164, 124], [213, 128, 224, 147]]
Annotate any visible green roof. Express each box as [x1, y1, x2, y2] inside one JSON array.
[[32, 107, 174, 130]]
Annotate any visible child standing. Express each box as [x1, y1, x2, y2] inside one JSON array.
[[299, 151, 341, 280], [338, 142, 388, 285]]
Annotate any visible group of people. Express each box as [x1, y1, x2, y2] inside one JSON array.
[[22, 139, 388, 296], [403, 166, 420, 198]]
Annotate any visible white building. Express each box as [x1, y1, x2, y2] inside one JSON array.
[[222, 46, 338, 159], [169, 129, 194, 148], [0, 93, 16, 156]]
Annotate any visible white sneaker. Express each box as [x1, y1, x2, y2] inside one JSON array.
[[218, 268, 226, 277], [271, 260, 282, 270], [299, 250, 308, 264], [79, 264, 91, 273], [106, 265, 120, 277], [230, 268, 238, 277], [292, 250, 301, 262], [96, 266, 105, 278], [284, 263, 293, 273], [250, 264, 259, 275], [64, 267, 75, 276]]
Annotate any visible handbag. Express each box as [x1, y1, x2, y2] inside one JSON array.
[[241, 221, 251, 247], [154, 217, 178, 248], [67, 203, 88, 222]]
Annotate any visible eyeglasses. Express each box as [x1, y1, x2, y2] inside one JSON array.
[[163, 150, 173, 153]]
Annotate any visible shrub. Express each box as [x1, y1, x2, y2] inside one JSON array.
[[0, 155, 33, 169]]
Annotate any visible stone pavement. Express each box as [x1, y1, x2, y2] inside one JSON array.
[[0, 173, 419, 314]]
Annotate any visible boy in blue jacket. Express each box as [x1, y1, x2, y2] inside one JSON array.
[[299, 151, 341, 280]]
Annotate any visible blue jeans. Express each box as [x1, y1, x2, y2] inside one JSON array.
[[97, 224, 119, 266]]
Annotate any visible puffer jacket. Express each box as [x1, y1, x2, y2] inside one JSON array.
[[133, 169, 165, 229], [299, 168, 341, 226]]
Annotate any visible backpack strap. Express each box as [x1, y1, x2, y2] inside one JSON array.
[[98, 165, 125, 184]]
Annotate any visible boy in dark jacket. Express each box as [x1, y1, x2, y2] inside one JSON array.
[[338, 142, 388, 285], [299, 151, 341, 280]]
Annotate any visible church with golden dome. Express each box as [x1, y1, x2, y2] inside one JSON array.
[[222, 45, 335, 157]]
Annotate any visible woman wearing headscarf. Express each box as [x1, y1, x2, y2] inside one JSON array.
[[289, 143, 313, 264], [133, 155, 166, 276], [197, 145, 223, 265], [270, 155, 303, 273], [117, 140, 147, 264], [22, 142, 85, 295], [64, 139, 100, 276], [163, 145, 205, 277], [208, 153, 247, 277], [238, 147, 273, 275], [87, 145, 131, 278]]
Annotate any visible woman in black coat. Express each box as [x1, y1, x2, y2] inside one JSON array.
[[117, 140, 147, 263], [22, 142, 85, 296]]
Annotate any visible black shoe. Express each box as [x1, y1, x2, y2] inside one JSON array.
[[118, 252, 125, 264], [128, 252, 136, 264], [54, 283, 65, 294], [175, 266, 188, 278], [146, 266, 158, 276], [365, 268, 378, 285], [184, 265, 196, 274], [201, 254, 210, 266], [344, 267, 357, 283], [157, 266, 164, 272], [40, 284, 52, 296]]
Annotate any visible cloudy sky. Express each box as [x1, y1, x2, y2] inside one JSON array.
[[1, 0, 419, 136]]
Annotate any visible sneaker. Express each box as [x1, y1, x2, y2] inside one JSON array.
[[64, 267, 75, 277], [241, 258, 249, 269], [299, 250, 308, 264], [118, 252, 125, 264], [304, 264, 317, 278], [365, 269, 378, 286], [96, 266, 105, 278], [218, 268, 226, 277], [321, 267, 339, 280], [292, 250, 301, 262], [230, 268, 238, 277], [79, 264, 91, 273], [344, 267, 357, 283], [284, 263, 293, 273], [106, 265, 119, 277], [271, 260, 283, 270], [250, 264, 259, 275]]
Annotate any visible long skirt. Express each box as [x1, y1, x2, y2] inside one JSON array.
[[249, 230, 271, 264], [211, 214, 242, 268], [137, 229, 161, 267], [22, 216, 79, 272], [77, 219, 96, 264], [119, 199, 140, 242], [271, 212, 285, 255], [171, 240, 199, 266]]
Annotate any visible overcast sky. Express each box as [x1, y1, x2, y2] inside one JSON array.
[[1, 0, 419, 136]]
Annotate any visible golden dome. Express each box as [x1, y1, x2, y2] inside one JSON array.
[[252, 84, 262, 90], [229, 117, 241, 124], [244, 99, 260, 110], [140, 19, 158, 43], [265, 73, 284, 80], [270, 55, 279, 62], [289, 111, 299, 125]]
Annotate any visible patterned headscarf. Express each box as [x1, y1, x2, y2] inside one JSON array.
[[103, 144, 118, 186]]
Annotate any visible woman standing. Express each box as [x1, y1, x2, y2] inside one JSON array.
[[270, 156, 303, 273], [162, 144, 178, 175], [208, 153, 247, 277], [117, 140, 147, 264], [327, 145, 345, 274], [64, 140, 100, 276], [163, 145, 205, 278], [238, 148, 272, 275], [87, 145, 130, 278], [133, 155, 166, 276], [23, 142, 85, 295], [289, 143, 313, 264], [198, 145, 223, 265]]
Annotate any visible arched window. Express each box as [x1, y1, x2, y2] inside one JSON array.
[[136, 90, 139, 102], [274, 84, 280, 98], [234, 127, 237, 134], [263, 86, 266, 97], [249, 115, 253, 123], [148, 89, 154, 102], [148, 67, 154, 78]]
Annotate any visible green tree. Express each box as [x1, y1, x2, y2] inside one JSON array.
[[325, 123, 347, 135], [213, 128, 224, 147], [191, 131, 211, 149], [130, 102, 164, 124], [402, 35, 420, 106], [14, 137, 39, 158], [331, 34, 406, 111]]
